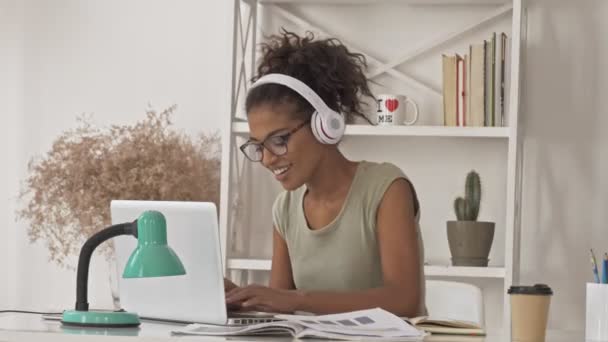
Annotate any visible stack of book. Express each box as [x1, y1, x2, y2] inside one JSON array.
[[442, 32, 510, 127]]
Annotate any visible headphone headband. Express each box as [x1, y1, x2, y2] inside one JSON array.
[[250, 74, 337, 117]]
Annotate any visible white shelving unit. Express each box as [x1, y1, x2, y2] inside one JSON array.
[[219, 0, 525, 338]]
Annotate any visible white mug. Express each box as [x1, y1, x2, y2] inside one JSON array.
[[375, 94, 419, 126]]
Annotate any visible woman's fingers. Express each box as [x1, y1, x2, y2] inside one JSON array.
[[226, 287, 256, 303], [226, 286, 246, 297], [227, 284, 265, 299], [242, 296, 262, 308], [226, 285, 247, 298]]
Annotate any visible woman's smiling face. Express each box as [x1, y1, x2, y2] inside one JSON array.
[[245, 103, 322, 191]]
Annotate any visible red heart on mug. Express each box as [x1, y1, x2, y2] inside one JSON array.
[[385, 99, 399, 112]]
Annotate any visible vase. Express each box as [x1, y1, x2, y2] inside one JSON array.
[[447, 220, 495, 267]]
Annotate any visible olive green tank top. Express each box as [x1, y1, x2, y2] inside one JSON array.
[[272, 161, 426, 316]]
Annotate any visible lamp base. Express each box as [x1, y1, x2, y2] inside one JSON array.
[[61, 310, 141, 327]]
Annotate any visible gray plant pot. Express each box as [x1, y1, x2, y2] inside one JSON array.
[[447, 221, 495, 267]]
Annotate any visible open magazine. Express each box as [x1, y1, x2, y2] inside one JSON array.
[[406, 316, 484, 336], [171, 308, 426, 341]]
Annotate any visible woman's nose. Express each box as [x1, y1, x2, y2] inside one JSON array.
[[261, 147, 279, 168]]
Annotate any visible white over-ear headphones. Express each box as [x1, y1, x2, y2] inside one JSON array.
[[249, 73, 346, 145]]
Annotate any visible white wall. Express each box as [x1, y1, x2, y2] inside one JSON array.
[[2, 0, 233, 311], [0, 0, 24, 310], [518, 0, 608, 331], [2, 0, 607, 333]]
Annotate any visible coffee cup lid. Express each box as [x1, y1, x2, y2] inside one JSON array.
[[508, 284, 553, 295]]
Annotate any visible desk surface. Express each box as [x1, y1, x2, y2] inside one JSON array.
[[0, 313, 582, 342]]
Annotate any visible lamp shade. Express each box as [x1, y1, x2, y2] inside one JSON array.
[[122, 211, 186, 278]]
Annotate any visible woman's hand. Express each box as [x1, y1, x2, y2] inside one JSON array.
[[224, 278, 242, 311], [225, 284, 302, 313]]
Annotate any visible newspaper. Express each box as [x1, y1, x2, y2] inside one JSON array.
[[171, 308, 425, 341]]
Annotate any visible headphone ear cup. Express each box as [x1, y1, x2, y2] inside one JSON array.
[[327, 111, 345, 141], [317, 111, 344, 144], [312, 110, 344, 144]]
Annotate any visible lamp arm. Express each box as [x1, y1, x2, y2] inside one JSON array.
[[75, 220, 138, 311]]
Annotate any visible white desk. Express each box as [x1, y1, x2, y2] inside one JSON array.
[[0, 313, 582, 342]]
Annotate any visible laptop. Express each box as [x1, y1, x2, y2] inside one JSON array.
[[111, 200, 278, 325]]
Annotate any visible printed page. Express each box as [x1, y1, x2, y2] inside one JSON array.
[[276, 308, 425, 338], [298, 329, 425, 341], [171, 320, 302, 336]]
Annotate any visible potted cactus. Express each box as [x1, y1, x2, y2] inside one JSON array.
[[447, 170, 495, 267]]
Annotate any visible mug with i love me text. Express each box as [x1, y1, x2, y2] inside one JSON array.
[[375, 94, 419, 126]]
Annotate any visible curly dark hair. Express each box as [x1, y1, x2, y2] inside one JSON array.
[[245, 29, 375, 124]]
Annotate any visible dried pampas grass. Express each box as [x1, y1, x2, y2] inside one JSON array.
[[17, 105, 221, 267]]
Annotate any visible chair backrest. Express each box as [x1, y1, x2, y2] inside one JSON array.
[[425, 280, 484, 326]]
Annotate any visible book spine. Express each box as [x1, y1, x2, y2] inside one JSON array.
[[465, 50, 471, 127], [491, 32, 496, 127], [456, 56, 465, 127], [500, 32, 507, 127]]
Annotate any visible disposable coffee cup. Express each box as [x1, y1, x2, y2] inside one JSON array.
[[508, 284, 553, 342]]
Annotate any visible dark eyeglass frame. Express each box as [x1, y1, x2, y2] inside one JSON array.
[[239, 120, 310, 162]]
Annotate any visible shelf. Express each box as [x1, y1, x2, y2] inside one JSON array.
[[232, 122, 510, 138], [228, 258, 272, 271], [227, 258, 506, 278], [423, 265, 506, 278], [259, 0, 509, 5]]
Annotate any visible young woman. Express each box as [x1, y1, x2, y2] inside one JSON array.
[[224, 30, 426, 318]]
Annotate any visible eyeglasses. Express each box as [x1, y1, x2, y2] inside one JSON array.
[[239, 120, 310, 162]]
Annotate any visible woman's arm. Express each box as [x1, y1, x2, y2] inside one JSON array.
[[269, 228, 296, 290], [292, 178, 422, 317]]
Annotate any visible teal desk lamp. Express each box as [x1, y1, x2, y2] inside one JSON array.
[[61, 210, 186, 327]]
